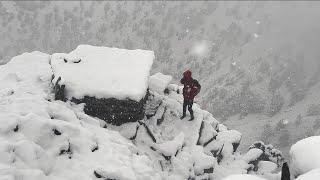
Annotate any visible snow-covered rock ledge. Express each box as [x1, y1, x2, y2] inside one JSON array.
[[50, 45, 154, 125], [0, 46, 287, 180]]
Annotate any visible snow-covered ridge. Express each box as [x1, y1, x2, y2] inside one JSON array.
[[3, 47, 312, 180], [51, 44, 154, 101]]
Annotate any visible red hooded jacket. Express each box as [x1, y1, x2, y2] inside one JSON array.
[[180, 70, 201, 101]]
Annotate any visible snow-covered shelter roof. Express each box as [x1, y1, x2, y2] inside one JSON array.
[[51, 45, 154, 101]]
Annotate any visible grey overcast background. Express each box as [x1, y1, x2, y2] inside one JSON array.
[[1, 1, 320, 155]]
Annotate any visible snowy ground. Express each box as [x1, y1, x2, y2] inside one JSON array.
[[1, 46, 317, 180]]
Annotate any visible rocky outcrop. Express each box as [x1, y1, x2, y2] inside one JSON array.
[[52, 76, 149, 126]]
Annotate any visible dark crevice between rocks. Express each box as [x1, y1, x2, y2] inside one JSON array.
[[196, 121, 205, 145], [138, 121, 157, 143], [13, 124, 19, 132], [129, 124, 140, 140], [13, 125, 19, 132], [91, 143, 99, 152], [73, 59, 81, 63], [53, 128, 62, 136], [157, 106, 167, 126], [281, 162, 290, 180], [159, 161, 164, 171], [203, 167, 214, 174], [232, 141, 240, 152], [150, 146, 156, 151], [216, 144, 224, 164], [8, 90, 14, 96], [53, 77, 66, 101], [162, 154, 171, 161], [93, 170, 116, 180], [203, 136, 217, 147], [59, 141, 72, 159]]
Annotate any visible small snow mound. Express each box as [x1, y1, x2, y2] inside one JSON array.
[[222, 174, 267, 180], [290, 136, 320, 176], [216, 130, 242, 144], [156, 132, 185, 157], [242, 148, 263, 163], [51, 44, 154, 101], [148, 72, 172, 94], [257, 161, 278, 173]]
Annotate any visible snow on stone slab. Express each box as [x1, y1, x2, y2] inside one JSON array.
[[198, 121, 218, 145], [217, 124, 228, 132], [290, 136, 320, 177], [149, 72, 172, 94], [216, 130, 242, 145], [190, 146, 216, 175], [155, 132, 185, 157], [242, 148, 263, 163], [51, 44, 154, 101], [222, 174, 267, 180], [257, 161, 278, 174], [296, 168, 320, 180]]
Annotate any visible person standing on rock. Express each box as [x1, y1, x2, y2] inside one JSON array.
[[180, 70, 201, 121]]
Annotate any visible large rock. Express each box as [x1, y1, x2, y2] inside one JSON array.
[[50, 45, 154, 125]]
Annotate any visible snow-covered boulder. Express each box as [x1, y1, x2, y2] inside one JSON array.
[[296, 168, 320, 180], [249, 141, 283, 165], [0, 52, 161, 180], [257, 161, 278, 174], [51, 45, 154, 125], [155, 132, 185, 160], [222, 174, 267, 180], [290, 136, 320, 177], [148, 72, 172, 94]]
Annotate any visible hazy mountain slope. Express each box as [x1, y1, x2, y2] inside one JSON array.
[[1, 1, 320, 156]]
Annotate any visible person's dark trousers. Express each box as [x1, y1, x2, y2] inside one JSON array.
[[182, 99, 194, 120]]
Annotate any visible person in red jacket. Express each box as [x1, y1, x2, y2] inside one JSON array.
[[180, 70, 201, 121]]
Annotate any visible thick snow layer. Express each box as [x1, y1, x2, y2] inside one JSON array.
[[242, 148, 263, 163], [1, 49, 282, 180], [257, 161, 278, 174], [296, 168, 320, 180], [290, 136, 320, 176], [0, 52, 161, 180], [51, 45, 154, 101], [155, 132, 185, 157], [222, 174, 267, 180], [216, 130, 242, 144], [148, 72, 172, 94]]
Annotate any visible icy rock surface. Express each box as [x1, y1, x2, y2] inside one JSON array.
[[51, 44, 154, 101]]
